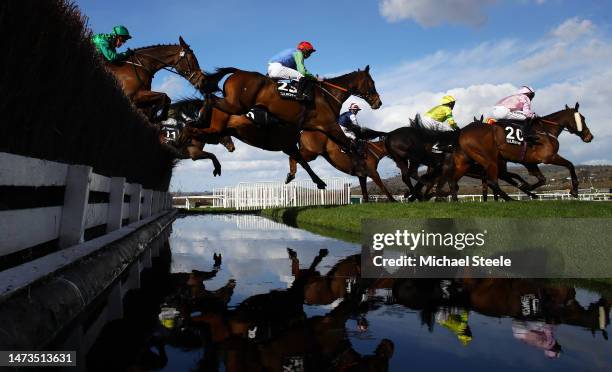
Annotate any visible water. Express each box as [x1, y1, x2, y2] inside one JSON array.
[[90, 214, 612, 371]]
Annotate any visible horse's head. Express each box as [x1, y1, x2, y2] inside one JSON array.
[[562, 102, 593, 143], [350, 65, 382, 109], [173, 36, 205, 90]]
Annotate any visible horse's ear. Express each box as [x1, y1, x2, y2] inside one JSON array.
[[575, 102, 580, 111], [179, 36, 187, 46], [365, 65, 370, 72], [480, 114, 484, 122], [473, 116, 477, 122], [565, 104, 570, 110]]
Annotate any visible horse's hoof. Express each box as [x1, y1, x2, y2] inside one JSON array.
[[317, 182, 327, 190], [285, 173, 295, 184], [213, 169, 221, 177], [319, 248, 329, 257], [530, 193, 539, 200]]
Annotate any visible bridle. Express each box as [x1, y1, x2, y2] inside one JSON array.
[[319, 78, 378, 106], [126, 45, 203, 87]]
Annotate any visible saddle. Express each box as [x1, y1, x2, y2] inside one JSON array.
[[245, 107, 283, 128], [493, 119, 538, 146], [273, 77, 315, 101]]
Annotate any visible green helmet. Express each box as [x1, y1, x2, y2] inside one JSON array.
[[112, 25, 132, 40]]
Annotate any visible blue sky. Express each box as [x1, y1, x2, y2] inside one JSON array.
[[77, 0, 612, 192]]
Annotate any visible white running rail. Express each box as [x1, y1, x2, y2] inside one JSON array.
[[212, 177, 352, 210]]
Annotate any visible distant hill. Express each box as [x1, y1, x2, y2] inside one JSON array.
[[354, 165, 612, 195]]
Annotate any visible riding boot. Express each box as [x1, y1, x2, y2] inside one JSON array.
[[523, 118, 539, 144], [296, 77, 313, 101], [357, 139, 367, 159]]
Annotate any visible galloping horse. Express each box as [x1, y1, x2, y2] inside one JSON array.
[[164, 99, 235, 176], [198, 66, 382, 153], [175, 82, 377, 189], [285, 131, 396, 202], [103, 36, 204, 122], [446, 103, 593, 201]]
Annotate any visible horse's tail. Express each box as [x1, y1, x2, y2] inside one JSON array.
[[201, 67, 239, 93]]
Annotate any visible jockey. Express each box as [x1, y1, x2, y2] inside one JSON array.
[[91, 25, 134, 63], [268, 41, 319, 100], [492, 86, 536, 122], [421, 95, 459, 131], [338, 103, 362, 140], [419, 95, 458, 153]]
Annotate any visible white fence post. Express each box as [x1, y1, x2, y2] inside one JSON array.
[[106, 177, 126, 233], [59, 165, 92, 248], [142, 189, 153, 218], [128, 184, 142, 224]]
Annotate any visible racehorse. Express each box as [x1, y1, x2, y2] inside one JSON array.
[[285, 131, 396, 201], [197, 66, 382, 156], [445, 103, 593, 201], [102, 36, 204, 122], [163, 99, 235, 176], [173, 97, 359, 189]]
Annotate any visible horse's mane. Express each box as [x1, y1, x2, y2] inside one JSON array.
[[133, 43, 179, 52]]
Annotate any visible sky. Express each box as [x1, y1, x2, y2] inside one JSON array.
[[76, 0, 612, 192]]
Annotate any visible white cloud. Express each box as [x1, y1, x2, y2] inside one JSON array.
[[152, 74, 192, 99], [550, 17, 594, 42], [378, 0, 496, 27]]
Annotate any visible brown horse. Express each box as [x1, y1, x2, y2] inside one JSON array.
[[445, 103, 593, 201], [165, 99, 236, 176], [198, 66, 382, 153], [174, 98, 356, 189], [103, 36, 204, 122], [285, 131, 396, 202]]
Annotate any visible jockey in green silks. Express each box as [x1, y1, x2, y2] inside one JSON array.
[[91, 25, 134, 62]]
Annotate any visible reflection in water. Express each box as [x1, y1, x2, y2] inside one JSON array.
[[87, 215, 612, 372]]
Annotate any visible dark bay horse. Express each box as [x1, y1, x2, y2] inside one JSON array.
[[162, 99, 235, 176], [285, 131, 396, 201], [198, 66, 382, 153], [103, 36, 204, 122], [446, 103, 593, 201]]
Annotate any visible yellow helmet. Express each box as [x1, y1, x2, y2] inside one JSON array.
[[441, 95, 456, 105]]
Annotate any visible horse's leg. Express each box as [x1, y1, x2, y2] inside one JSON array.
[[481, 178, 489, 202], [369, 171, 396, 202], [187, 145, 222, 177], [545, 154, 579, 197], [285, 147, 327, 189], [285, 145, 318, 184], [285, 157, 298, 184], [470, 154, 513, 201], [393, 158, 416, 201], [133, 91, 170, 122], [522, 164, 547, 194], [359, 176, 369, 202]]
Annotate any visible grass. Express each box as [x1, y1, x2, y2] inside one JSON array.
[[262, 201, 612, 286], [263, 201, 612, 238]]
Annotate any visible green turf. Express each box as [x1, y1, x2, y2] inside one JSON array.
[[262, 201, 612, 237]]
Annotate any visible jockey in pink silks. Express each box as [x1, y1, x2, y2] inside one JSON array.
[[492, 86, 536, 122]]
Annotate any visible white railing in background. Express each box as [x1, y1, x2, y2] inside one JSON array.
[[0, 152, 173, 258], [358, 190, 611, 203], [210, 178, 351, 210]]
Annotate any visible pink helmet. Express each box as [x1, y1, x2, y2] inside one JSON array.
[[349, 103, 361, 111], [517, 86, 535, 95]]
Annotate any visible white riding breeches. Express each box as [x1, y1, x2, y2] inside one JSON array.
[[492, 106, 528, 121], [421, 115, 453, 132], [341, 125, 357, 140], [267, 62, 304, 80]]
